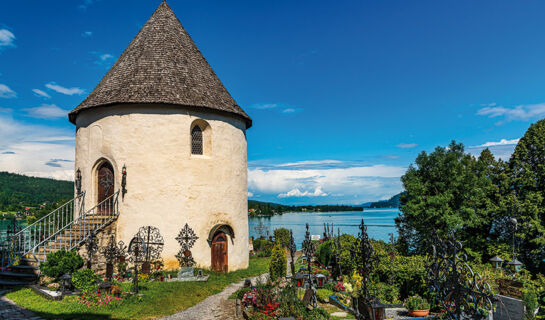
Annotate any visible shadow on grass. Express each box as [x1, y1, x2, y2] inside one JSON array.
[[1, 287, 113, 320]]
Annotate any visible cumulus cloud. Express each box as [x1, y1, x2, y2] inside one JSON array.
[[0, 114, 74, 180], [32, 89, 51, 99], [468, 138, 520, 161], [24, 104, 68, 119], [0, 84, 16, 98], [0, 29, 15, 48], [45, 82, 84, 96], [477, 103, 545, 123], [396, 143, 418, 149], [248, 160, 405, 204], [278, 187, 327, 198]]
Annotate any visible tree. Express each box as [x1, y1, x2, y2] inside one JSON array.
[[269, 244, 287, 280], [274, 228, 291, 248], [509, 119, 545, 273], [396, 141, 508, 260]]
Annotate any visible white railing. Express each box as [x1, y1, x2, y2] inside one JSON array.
[[1, 190, 120, 269]]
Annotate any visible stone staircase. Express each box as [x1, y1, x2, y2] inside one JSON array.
[[0, 191, 120, 288]]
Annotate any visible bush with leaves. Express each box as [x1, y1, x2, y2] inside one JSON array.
[[273, 228, 290, 248], [268, 244, 287, 280], [72, 269, 100, 293], [316, 240, 334, 267], [39, 249, 84, 279], [405, 295, 430, 311]]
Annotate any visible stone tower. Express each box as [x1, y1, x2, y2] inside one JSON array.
[[69, 1, 251, 271]]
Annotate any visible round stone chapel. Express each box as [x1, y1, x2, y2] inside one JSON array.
[[68, 1, 251, 271]]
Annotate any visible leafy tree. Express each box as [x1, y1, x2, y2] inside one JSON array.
[[269, 244, 287, 280], [509, 119, 545, 273], [273, 228, 291, 248], [396, 141, 509, 260]]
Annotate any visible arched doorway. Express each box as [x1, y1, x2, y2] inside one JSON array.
[[211, 232, 228, 272], [97, 161, 114, 204]]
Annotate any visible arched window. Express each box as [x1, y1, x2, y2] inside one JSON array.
[[191, 125, 203, 155]]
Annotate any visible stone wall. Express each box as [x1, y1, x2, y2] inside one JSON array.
[[76, 221, 117, 276]]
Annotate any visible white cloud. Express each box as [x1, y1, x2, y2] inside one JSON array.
[[468, 138, 520, 161], [477, 103, 545, 123], [282, 108, 295, 113], [32, 89, 51, 99], [396, 143, 418, 149], [24, 104, 68, 119], [0, 29, 15, 48], [278, 187, 327, 198], [99, 53, 113, 61], [45, 82, 84, 96], [250, 103, 279, 110], [79, 0, 94, 10], [476, 138, 520, 148], [0, 84, 16, 98], [248, 191, 254, 197], [248, 161, 405, 204], [0, 114, 74, 180], [82, 31, 93, 37]]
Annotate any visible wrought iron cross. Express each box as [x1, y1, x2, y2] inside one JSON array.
[[254, 220, 269, 239], [136, 226, 164, 263], [128, 235, 146, 293], [302, 223, 317, 308], [288, 229, 296, 278], [175, 223, 198, 267], [85, 230, 99, 269]]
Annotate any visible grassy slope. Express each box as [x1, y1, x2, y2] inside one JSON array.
[[6, 257, 270, 320]]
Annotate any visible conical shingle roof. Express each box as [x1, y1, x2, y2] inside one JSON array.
[[69, 1, 251, 128]]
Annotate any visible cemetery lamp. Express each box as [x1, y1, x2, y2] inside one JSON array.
[[507, 259, 523, 273], [489, 256, 503, 269], [121, 165, 127, 198], [60, 273, 72, 293], [75, 168, 82, 195]]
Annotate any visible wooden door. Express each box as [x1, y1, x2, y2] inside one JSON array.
[[97, 162, 114, 204], [211, 232, 228, 272]]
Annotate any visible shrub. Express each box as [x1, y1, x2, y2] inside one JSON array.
[[405, 295, 430, 311], [316, 240, 334, 266], [274, 228, 291, 248], [72, 269, 100, 293], [255, 247, 272, 257], [523, 287, 539, 320], [339, 234, 358, 274], [369, 281, 401, 304], [316, 288, 333, 302], [268, 244, 287, 280], [39, 250, 84, 279], [253, 239, 274, 252]]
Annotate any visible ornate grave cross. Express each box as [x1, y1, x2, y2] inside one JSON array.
[[175, 223, 198, 267], [136, 226, 164, 273], [323, 223, 333, 241], [254, 220, 269, 239], [84, 230, 99, 269], [428, 231, 494, 320], [128, 235, 146, 293], [351, 219, 379, 320], [302, 223, 317, 308], [100, 235, 127, 281], [288, 229, 296, 278]]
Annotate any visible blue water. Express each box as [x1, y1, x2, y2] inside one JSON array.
[[248, 209, 399, 249]]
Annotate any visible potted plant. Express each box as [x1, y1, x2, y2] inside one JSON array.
[[405, 295, 430, 317]]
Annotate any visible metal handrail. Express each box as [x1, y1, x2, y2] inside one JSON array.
[[1, 190, 120, 269]]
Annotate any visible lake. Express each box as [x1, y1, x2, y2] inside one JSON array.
[[249, 208, 399, 249]]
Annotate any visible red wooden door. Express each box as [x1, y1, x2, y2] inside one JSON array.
[[211, 232, 228, 272], [97, 162, 114, 204]]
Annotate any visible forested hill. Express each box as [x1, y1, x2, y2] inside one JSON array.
[[366, 192, 404, 208], [0, 172, 73, 212], [248, 200, 363, 216]]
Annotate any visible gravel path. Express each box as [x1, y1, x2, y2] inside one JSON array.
[[160, 273, 269, 320]]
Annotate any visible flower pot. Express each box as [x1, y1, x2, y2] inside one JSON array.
[[409, 309, 430, 317]]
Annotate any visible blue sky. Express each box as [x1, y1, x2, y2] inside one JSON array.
[[1, 0, 545, 205]]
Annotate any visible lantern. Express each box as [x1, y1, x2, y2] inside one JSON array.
[[489, 256, 504, 269]]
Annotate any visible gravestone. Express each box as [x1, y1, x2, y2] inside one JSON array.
[[493, 295, 524, 320]]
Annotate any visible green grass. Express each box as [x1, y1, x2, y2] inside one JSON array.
[[5, 257, 270, 320]]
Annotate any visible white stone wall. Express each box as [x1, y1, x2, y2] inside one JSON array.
[[74, 104, 249, 271]]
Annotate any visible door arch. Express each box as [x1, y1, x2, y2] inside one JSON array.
[[97, 161, 114, 204], [211, 232, 228, 272]]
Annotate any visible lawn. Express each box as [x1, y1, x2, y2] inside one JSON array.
[[5, 257, 270, 320]]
